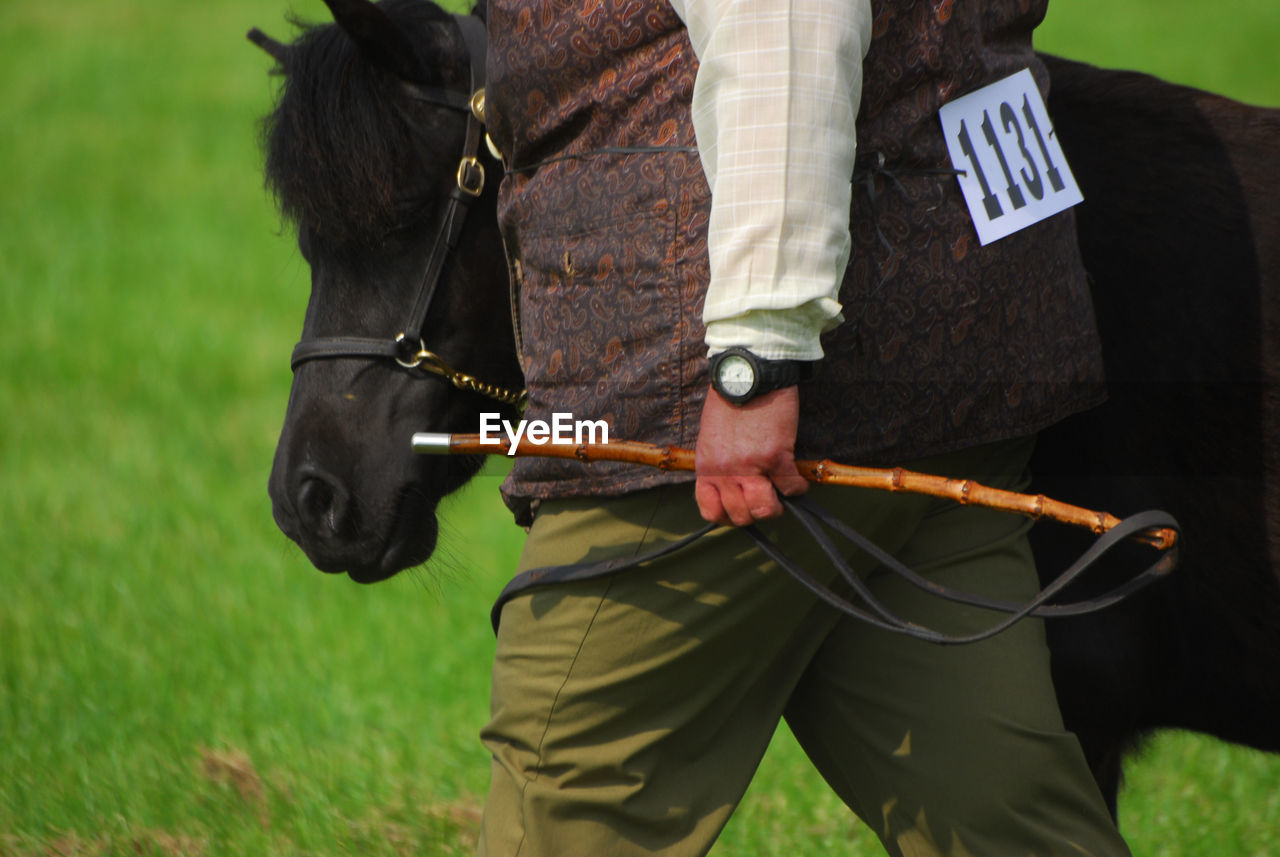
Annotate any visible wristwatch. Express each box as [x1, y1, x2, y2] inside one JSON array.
[[709, 347, 811, 406]]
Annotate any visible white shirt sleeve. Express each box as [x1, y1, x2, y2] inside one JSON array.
[[669, 0, 872, 361]]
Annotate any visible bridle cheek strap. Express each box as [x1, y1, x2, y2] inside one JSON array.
[[397, 12, 489, 348]]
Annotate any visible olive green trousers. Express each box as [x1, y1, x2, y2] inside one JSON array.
[[478, 437, 1129, 857]]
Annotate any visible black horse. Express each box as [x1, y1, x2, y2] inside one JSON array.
[[252, 0, 1280, 816], [1029, 54, 1280, 807]]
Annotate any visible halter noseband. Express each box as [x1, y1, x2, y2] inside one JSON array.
[[288, 14, 526, 410]]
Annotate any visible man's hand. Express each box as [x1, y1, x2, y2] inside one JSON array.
[[695, 385, 809, 526]]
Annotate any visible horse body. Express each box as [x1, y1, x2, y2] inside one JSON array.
[[254, 0, 1280, 813], [1033, 55, 1280, 806]]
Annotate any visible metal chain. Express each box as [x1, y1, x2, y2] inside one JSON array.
[[402, 345, 527, 409]]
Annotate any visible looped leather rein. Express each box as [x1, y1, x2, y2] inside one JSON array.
[[489, 495, 1181, 644], [742, 496, 1179, 645]]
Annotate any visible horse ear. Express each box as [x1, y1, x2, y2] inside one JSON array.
[[319, 0, 428, 84], [247, 28, 289, 65]]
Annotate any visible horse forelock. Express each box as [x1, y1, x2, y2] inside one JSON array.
[[261, 0, 464, 254]]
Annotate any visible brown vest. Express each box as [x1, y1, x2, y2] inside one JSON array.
[[487, 0, 1105, 523]]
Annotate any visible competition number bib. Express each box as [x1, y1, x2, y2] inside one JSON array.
[[938, 69, 1084, 246]]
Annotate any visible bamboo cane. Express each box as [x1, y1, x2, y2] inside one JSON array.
[[412, 432, 1178, 551]]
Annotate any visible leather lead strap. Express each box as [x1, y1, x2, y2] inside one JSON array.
[[489, 496, 1180, 644]]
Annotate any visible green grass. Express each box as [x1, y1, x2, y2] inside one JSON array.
[[1036, 0, 1280, 108], [1, 1, 1277, 855]]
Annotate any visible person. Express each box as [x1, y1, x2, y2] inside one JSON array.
[[478, 0, 1127, 854]]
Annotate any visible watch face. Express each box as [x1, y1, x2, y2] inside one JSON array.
[[716, 353, 755, 398]]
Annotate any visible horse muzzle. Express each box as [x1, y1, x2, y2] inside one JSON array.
[[269, 459, 440, 582]]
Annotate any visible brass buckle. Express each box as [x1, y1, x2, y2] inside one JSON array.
[[456, 156, 485, 197]]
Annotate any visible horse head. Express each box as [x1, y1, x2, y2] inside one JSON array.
[[252, 0, 518, 582]]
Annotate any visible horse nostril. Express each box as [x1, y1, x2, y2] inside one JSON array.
[[296, 473, 354, 539]]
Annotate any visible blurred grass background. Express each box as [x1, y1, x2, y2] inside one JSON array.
[[1, 1, 1277, 854]]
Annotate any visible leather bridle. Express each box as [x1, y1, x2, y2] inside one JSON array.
[[287, 14, 526, 410]]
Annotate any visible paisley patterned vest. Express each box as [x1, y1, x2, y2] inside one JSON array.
[[486, 0, 1105, 523]]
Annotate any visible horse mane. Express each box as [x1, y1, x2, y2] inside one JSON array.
[[260, 0, 465, 253]]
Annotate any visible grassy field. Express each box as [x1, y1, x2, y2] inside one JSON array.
[[2, 1, 1277, 855]]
